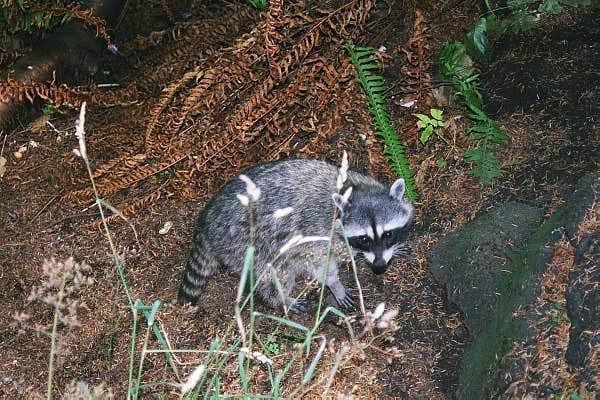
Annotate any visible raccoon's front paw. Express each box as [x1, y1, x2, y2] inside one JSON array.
[[334, 290, 356, 311], [289, 298, 310, 314]]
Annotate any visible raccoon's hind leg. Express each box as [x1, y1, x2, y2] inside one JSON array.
[[178, 238, 219, 306]]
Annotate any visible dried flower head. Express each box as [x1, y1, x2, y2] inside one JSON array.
[[181, 364, 206, 395], [279, 234, 330, 255], [62, 380, 114, 399], [28, 257, 94, 329], [272, 207, 294, 219], [337, 151, 349, 190], [239, 174, 261, 202], [74, 102, 88, 160], [362, 302, 400, 338], [236, 194, 250, 207]]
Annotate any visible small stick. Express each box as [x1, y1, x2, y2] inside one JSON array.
[[30, 194, 60, 223]]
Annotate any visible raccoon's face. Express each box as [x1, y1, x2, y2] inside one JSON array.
[[333, 179, 413, 275]]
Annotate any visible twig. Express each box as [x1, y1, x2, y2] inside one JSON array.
[[30, 194, 60, 223]]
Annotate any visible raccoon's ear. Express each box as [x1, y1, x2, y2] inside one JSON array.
[[389, 178, 406, 201], [332, 186, 353, 213]]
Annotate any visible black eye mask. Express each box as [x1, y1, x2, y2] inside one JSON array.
[[347, 226, 408, 253], [348, 235, 372, 251], [381, 227, 408, 247]]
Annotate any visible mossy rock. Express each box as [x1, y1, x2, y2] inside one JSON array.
[[429, 173, 598, 398]]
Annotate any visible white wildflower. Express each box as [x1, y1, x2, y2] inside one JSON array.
[[372, 302, 386, 320], [279, 235, 330, 255], [252, 351, 273, 365], [273, 207, 294, 219], [239, 174, 261, 201], [341, 186, 352, 203], [180, 364, 206, 395], [75, 102, 88, 160], [376, 309, 399, 330], [158, 221, 173, 235], [336, 151, 349, 190], [279, 235, 303, 255], [236, 194, 249, 207]]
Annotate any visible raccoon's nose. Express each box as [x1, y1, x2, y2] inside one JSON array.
[[371, 257, 387, 275]]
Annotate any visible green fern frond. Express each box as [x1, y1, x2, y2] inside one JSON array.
[[464, 146, 503, 184], [345, 43, 418, 201], [439, 41, 509, 184]]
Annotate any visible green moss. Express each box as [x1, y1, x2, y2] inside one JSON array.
[[457, 247, 530, 398], [457, 174, 597, 397]]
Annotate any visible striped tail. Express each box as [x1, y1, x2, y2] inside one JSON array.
[[177, 237, 219, 305]]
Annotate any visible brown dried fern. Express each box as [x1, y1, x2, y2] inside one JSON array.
[[265, 0, 285, 79], [0, 49, 28, 68], [144, 66, 204, 153], [58, 3, 114, 49], [0, 79, 87, 108], [400, 9, 434, 107], [225, 0, 375, 140], [62, 0, 378, 218]]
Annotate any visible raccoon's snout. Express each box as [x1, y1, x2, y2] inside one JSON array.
[[362, 251, 389, 275], [371, 257, 388, 275]]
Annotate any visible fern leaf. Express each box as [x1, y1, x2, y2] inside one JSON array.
[[346, 43, 418, 200], [464, 147, 503, 184]]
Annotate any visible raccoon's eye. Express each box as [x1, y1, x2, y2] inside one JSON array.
[[349, 235, 372, 250], [382, 231, 393, 240], [357, 235, 370, 244]]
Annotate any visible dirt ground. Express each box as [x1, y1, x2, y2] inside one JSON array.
[[0, 1, 598, 399]]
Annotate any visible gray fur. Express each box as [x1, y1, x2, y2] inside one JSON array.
[[178, 159, 413, 312]]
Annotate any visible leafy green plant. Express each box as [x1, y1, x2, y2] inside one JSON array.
[[439, 41, 508, 184], [0, 3, 73, 34], [247, 0, 268, 11], [345, 42, 418, 200], [262, 334, 282, 355], [414, 108, 445, 144], [465, 0, 591, 63], [439, 40, 474, 78], [42, 103, 67, 116], [539, 0, 591, 14]]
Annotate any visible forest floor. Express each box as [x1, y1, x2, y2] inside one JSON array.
[[0, 1, 598, 398]]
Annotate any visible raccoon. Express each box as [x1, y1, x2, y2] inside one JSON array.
[[178, 159, 413, 313]]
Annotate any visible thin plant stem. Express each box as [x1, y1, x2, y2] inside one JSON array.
[[134, 325, 152, 399], [127, 305, 139, 400], [75, 103, 134, 310], [338, 221, 366, 316], [234, 198, 256, 395], [315, 205, 339, 323], [46, 272, 67, 400]]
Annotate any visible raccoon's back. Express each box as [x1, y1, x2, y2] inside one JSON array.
[[198, 161, 335, 263], [197, 159, 385, 266]]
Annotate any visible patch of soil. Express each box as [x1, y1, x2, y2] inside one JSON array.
[[482, 6, 599, 205]]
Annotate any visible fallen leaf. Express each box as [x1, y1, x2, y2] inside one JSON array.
[[159, 221, 173, 235]]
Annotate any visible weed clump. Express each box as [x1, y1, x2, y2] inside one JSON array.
[[13, 257, 95, 399]]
